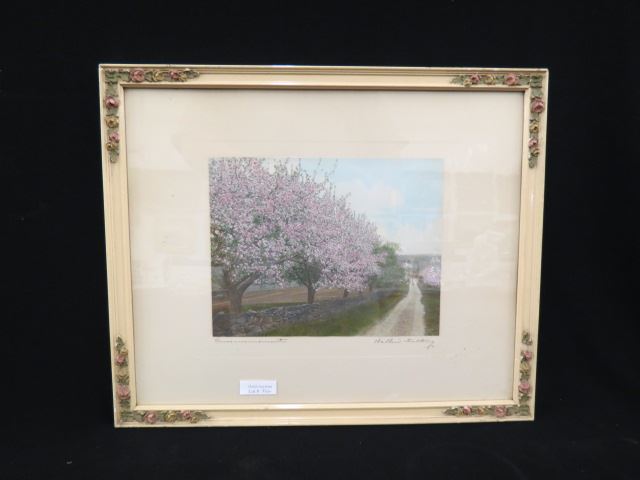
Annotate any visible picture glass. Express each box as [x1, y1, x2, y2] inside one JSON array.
[[208, 157, 442, 337], [125, 88, 522, 405]]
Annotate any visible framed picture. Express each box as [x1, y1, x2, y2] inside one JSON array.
[[99, 65, 548, 427]]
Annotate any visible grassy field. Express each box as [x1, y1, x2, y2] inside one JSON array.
[[215, 287, 344, 314], [421, 288, 441, 336], [261, 290, 407, 336]]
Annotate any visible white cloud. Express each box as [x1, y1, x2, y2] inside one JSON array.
[[334, 179, 441, 255], [335, 179, 404, 216], [383, 219, 442, 255]]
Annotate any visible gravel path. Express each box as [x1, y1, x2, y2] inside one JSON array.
[[363, 279, 426, 336]]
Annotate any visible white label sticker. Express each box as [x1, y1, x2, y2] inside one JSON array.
[[239, 380, 277, 396]]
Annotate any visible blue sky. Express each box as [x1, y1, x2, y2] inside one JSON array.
[[297, 158, 442, 255]]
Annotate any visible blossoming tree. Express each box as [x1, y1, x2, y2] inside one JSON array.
[[209, 158, 383, 312], [283, 186, 382, 304], [209, 158, 292, 313], [420, 258, 441, 288]]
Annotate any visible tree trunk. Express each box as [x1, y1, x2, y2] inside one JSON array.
[[307, 285, 316, 304], [343, 289, 349, 298], [228, 287, 244, 315], [223, 271, 259, 315]]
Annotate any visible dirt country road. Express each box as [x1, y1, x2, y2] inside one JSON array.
[[363, 279, 426, 336]]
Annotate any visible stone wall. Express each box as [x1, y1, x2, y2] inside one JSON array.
[[213, 289, 399, 336]]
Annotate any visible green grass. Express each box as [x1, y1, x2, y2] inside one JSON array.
[[261, 291, 407, 336], [421, 288, 441, 336], [242, 302, 303, 312]]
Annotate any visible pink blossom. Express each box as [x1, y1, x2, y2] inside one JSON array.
[[462, 406, 472, 415], [469, 74, 481, 84], [528, 138, 538, 148], [518, 381, 531, 393], [108, 131, 120, 143], [104, 96, 119, 108], [180, 410, 192, 421], [116, 384, 130, 399], [209, 158, 382, 306], [170, 70, 182, 80], [115, 353, 127, 366], [144, 412, 158, 424], [419, 259, 441, 288], [522, 350, 533, 361], [531, 98, 545, 113], [504, 73, 519, 86], [494, 406, 506, 417], [130, 69, 146, 82]]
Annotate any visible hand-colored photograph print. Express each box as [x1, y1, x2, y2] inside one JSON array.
[[209, 158, 442, 337]]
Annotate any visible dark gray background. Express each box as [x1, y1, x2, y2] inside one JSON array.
[[3, 1, 638, 478]]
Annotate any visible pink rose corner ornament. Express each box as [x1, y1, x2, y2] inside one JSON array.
[[444, 331, 535, 419], [531, 98, 545, 113], [129, 68, 146, 82], [505, 73, 520, 86], [102, 67, 200, 163], [451, 70, 545, 169], [113, 336, 208, 425], [104, 96, 119, 109]]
